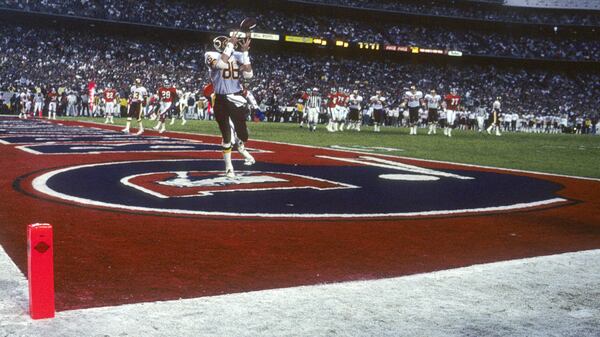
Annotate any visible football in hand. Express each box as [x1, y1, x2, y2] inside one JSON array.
[[240, 17, 257, 32]]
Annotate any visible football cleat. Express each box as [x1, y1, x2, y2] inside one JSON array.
[[135, 129, 144, 136], [122, 128, 130, 134], [225, 168, 235, 179], [244, 157, 256, 166]]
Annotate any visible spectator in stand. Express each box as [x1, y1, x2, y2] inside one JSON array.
[[0, 23, 598, 130], [0, 0, 599, 61]]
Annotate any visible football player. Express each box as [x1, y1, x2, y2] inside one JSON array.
[[123, 78, 148, 135], [443, 88, 461, 137], [298, 89, 309, 128], [305, 87, 322, 132], [33, 92, 44, 118], [153, 79, 178, 133], [347, 89, 363, 131], [403, 85, 423, 135], [424, 89, 441, 135], [171, 86, 187, 126], [103, 84, 118, 124], [18, 89, 27, 119], [486, 96, 502, 136], [47, 88, 58, 120], [205, 33, 255, 178], [336, 87, 349, 131], [370, 90, 386, 132], [326, 88, 337, 132], [475, 101, 487, 133]]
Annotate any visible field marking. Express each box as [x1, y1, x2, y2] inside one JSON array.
[[30, 159, 568, 218], [73, 120, 600, 183], [2, 246, 599, 336], [121, 169, 359, 199], [316, 155, 474, 180]]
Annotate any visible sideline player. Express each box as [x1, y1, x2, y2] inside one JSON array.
[[443, 88, 461, 137], [103, 84, 118, 124], [47, 88, 58, 120], [326, 88, 338, 132], [424, 89, 441, 135], [205, 33, 255, 178], [153, 79, 177, 133], [347, 89, 363, 131], [487, 96, 502, 136], [404, 85, 423, 135], [370, 90, 386, 132], [337, 88, 349, 131], [123, 78, 148, 135]]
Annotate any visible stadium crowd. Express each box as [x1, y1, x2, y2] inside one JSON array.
[[301, 0, 600, 26], [1, 0, 599, 61], [0, 24, 598, 134]]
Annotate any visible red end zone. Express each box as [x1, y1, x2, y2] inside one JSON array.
[[1, 118, 600, 310]]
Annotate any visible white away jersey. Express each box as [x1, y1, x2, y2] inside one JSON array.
[[492, 100, 501, 111], [405, 91, 423, 108], [370, 95, 385, 109], [205, 51, 245, 95], [424, 94, 441, 109], [349, 94, 363, 109], [130, 85, 148, 103]]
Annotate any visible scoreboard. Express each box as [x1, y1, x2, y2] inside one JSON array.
[[232, 31, 462, 57]]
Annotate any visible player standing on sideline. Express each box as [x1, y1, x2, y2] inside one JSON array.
[[33, 92, 44, 118], [475, 101, 487, 133], [370, 90, 386, 132], [18, 90, 27, 119], [337, 88, 349, 131], [304, 87, 321, 132], [326, 88, 338, 132], [123, 78, 148, 135], [424, 89, 441, 135], [47, 88, 58, 120], [443, 88, 461, 137], [404, 85, 423, 135], [298, 89, 309, 128], [205, 33, 255, 178], [153, 79, 178, 133], [347, 89, 363, 131], [487, 96, 502, 136], [103, 84, 118, 124]]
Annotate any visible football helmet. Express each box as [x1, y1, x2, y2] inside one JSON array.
[[213, 36, 229, 53]]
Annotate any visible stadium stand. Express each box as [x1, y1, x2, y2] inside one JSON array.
[[288, 0, 600, 26], [0, 23, 598, 132], [0, 1, 599, 61], [505, 0, 600, 10]]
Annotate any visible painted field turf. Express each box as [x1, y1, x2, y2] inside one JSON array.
[[0, 117, 599, 312]]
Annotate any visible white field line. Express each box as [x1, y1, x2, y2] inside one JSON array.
[[72, 120, 600, 182]]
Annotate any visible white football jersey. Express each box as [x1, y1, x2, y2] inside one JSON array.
[[130, 85, 147, 103], [493, 100, 501, 111], [205, 51, 246, 95], [370, 95, 385, 109], [349, 94, 363, 109], [424, 94, 441, 109], [405, 91, 423, 108]]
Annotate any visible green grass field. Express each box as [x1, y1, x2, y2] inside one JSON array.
[[70, 117, 600, 178]]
